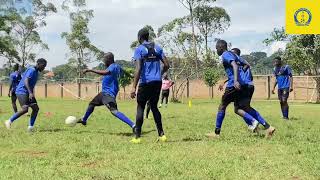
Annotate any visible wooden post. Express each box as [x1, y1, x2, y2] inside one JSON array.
[[0, 84, 2, 97], [306, 76, 309, 102], [44, 83, 48, 98], [267, 76, 271, 99], [186, 78, 190, 98], [96, 82, 100, 94], [60, 83, 64, 98], [78, 82, 81, 99]]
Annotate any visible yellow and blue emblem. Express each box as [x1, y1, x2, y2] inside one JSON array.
[[294, 8, 312, 26]]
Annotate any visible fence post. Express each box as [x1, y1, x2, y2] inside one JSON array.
[[306, 76, 309, 102], [44, 82, 48, 98], [96, 82, 100, 93], [60, 83, 64, 98], [78, 82, 81, 99], [187, 78, 190, 98], [267, 76, 271, 99], [0, 84, 2, 97]]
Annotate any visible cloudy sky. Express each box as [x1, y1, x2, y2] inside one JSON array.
[[3, 0, 286, 69]]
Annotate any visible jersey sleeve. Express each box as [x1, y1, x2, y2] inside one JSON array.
[[9, 74, 15, 82], [132, 46, 142, 62], [107, 64, 116, 75], [24, 68, 35, 79], [222, 52, 236, 65]]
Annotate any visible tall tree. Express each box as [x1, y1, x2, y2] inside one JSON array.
[[4, 0, 56, 67], [193, 5, 230, 54], [61, 0, 102, 82], [178, 0, 216, 77]]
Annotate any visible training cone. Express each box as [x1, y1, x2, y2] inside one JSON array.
[[188, 100, 192, 108]]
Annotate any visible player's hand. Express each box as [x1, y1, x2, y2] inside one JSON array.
[[272, 89, 275, 94], [234, 81, 241, 90], [29, 93, 34, 100], [218, 83, 224, 91], [83, 69, 90, 74], [290, 88, 293, 92], [130, 88, 136, 99]]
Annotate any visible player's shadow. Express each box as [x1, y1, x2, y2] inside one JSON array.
[[109, 129, 156, 137], [38, 128, 66, 133]]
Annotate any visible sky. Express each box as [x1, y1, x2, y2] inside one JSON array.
[[1, 0, 286, 69]]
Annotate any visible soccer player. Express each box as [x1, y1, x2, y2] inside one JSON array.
[[159, 74, 174, 108], [77, 52, 136, 131], [231, 48, 275, 135], [272, 57, 293, 120], [130, 28, 170, 143], [206, 40, 272, 138], [4, 58, 47, 132], [8, 64, 22, 113]]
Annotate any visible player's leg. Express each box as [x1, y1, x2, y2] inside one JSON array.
[[164, 90, 169, 107], [5, 94, 29, 129], [11, 92, 18, 113], [104, 94, 135, 129], [149, 82, 165, 140], [145, 101, 151, 119], [133, 85, 148, 140], [280, 88, 290, 119], [159, 90, 164, 108], [78, 93, 103, 125], [28, 100, 39, 132]]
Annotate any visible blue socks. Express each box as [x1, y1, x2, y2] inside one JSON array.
[[10, 113, 20, 123], [215, 111, 225, 129], [29, 113, 38, 126], [243, 113, 255, 125], [248, 109, 270, 129], [114, 112, 135, 128], [83, 106, 95, 123]]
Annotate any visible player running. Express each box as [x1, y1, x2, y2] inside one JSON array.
[[159, 74, 174, 108], [231, 48, 275, 135], [8, 64, 22, 113], [4, 59, 47, 132], [206, 40, 273, 138], [77, 52, 136, 131], [130, 28, 170, 143], [272, 57, 293, 120]]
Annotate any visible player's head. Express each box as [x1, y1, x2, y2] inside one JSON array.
[[138, 28, 149, 44], [13, 63, 19, 71], [103, 52, 115, 67], [231, 48, 241, 56], [273, 56, 282, 67], [36, 58, 47, 72], [216, 40, 228, 56]]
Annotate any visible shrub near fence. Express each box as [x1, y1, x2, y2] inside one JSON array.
[[0, 75, 318, 102]]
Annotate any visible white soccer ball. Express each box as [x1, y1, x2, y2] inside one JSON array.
[[65, 116, 78, 127]]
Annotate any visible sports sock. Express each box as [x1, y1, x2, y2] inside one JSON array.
[[114, 112, 135, 128], [83, 106, 94, 123], [215, 111, 225, 130]]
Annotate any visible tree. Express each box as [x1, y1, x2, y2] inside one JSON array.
[[263, 27, 290, 46], [119, 68, 134, 99], [130, 25, 156, 50], [203, 67, 221, 98], [283, 35, 320, 102], [4, 0, 57, 67], [61, 0, 103, 83], [193, 5, 230, 54], [178, 0, 216, 77]]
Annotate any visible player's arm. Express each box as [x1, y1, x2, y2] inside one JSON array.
[[24, 77, 34, 99], [161, 56, 170, 75], [83, 69, 111, 76], [8, 77, 13, 97], [272, 78, 278, 94], [231, 61, 241, 90], [131, 59, 143, 98]]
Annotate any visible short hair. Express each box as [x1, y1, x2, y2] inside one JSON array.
[[37, 58, 47, 65], [138, 28, 149, 41], [13, 63, 19, 71], [104, 52, 115, 62], [274, 56, 281, 61], [231, 48, 241, 56], [216, 39, 228, 48]]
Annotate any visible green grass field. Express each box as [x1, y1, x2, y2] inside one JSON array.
[[0, 97, 319, 179]]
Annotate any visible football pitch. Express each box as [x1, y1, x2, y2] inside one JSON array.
[[0, 98, 319, 179]]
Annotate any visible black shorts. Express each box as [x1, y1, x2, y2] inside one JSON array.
[[90, 92, 118, 111], [162, 89, 170, 97], [221, 87, 240, 107], [278, 88, 290, 102], [17, 94, 37, 107], [137, 81, 162, 105], [237, 85, 255, 107]]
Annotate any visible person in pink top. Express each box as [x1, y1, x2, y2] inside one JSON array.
[[159, 74, 174, 108]]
